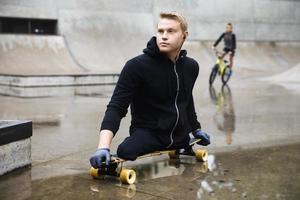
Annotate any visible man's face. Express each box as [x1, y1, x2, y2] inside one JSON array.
[[226, 25, 233, 33], [156, 18, 186, 54]]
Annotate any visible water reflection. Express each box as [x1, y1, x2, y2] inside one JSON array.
[[134, 156, 210, 195], [196, 155, 239, 199], [130, 156, 209, 181], [209, 85, 235, 145], [89, 157, 211, 199], [89, 183, 137, 199]]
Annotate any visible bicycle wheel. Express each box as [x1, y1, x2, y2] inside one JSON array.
[[221, 66, 232, 85], [221, 84, 232, 101], [209, 64, 218, 85], [209, 85, 218, 104]]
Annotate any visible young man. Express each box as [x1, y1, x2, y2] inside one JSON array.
[[90, 12, 210, 168], [212, 23, 236, 68]]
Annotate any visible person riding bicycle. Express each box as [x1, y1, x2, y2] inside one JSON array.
[[90, 12, 210, 168], [212, 23, 236, 69]]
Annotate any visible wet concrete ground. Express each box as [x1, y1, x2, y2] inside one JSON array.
[[1, 144, 299, 200], [0, 70, 300, 199]]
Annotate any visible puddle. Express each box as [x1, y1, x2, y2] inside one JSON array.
[[1, 144, 299, 200]]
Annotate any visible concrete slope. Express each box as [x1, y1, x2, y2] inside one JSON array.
[[235, 42, 300, 71], [261, 62, 300, 94], [59, 9, 300, 73], [264, 63, 300, 83], [1, 0, 300, 75], [0, 35, 86, 75], [59, 10, 154, 73], [1, 34, 300, 76], [183, 41, 300, 78]]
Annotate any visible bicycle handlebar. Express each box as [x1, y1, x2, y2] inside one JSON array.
[[214, 49, 223, 58]]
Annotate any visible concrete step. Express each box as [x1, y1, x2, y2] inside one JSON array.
[[0, 73, 119, 87]]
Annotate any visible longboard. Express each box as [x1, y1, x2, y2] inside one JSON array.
[[90, 138, 208, 184]]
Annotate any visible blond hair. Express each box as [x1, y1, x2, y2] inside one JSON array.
[[159, 12, 188, 32]]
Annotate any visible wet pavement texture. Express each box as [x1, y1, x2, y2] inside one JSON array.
[[0, 71, 300, 199], [1, 144, 299, 200]]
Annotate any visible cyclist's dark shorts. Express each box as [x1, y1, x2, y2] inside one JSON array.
[[223, 47, 235, 56]]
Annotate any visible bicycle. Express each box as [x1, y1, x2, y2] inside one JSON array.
[[209, 50, 232, 85]]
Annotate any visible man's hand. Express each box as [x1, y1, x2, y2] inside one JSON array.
[[193, 130, 211, 146], [90, 130, 113, 168], [211, 46, 216, 50], [89, 148, 111, 168]]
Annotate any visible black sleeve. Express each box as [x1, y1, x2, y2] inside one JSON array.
[[213, 33, 225, 47], [100, 59, 142, 135], [232, 34, 236, 50], [187, 63, 201, 132], [187, 95, 201, 132]]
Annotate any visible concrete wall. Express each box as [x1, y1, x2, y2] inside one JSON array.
[[1, 0, 299, 41], [155, 0, 300, 41], [0, 0, 300, 73]]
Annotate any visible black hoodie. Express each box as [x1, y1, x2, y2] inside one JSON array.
[[101, 37, 201, 146], [213, 32, 236, 50]]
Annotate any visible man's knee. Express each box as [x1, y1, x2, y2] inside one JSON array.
[[117, 142, 137, 161], [116, 128, 163, 160]]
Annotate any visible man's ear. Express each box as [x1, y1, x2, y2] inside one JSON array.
[[183, 31, 188, 40]]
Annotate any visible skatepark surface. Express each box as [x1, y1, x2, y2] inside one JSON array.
[[0, 1, 300, 198], [1, 33, 300, 75], [0, 51, 300, 199], [0, 34, 87, 75]]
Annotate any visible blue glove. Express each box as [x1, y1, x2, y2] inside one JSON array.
[[89, 148, 111, 168], [192, 130, 211, 146]]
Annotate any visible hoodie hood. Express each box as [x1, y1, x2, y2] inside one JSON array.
[[143, 36, 187, 59]]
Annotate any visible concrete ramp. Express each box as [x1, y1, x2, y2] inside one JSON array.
[[1, 34, 300, 81], [0, 0, 300, 78], [0, 34, 119, 87], [234, 42, 300, 71], [261, 62, 300, 94], [59, 11, 154, 72], [182, 41, 300, 78], [0, 35, 85, 75], [265, 63, 300, 83]]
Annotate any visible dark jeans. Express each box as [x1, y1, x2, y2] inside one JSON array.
[[117, 128, 190, 160]]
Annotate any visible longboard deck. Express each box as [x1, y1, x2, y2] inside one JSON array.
[[90, 138, 208, 184], [110, 138, 202, 164]]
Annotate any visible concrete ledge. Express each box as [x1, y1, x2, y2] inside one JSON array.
[[0, 120, 32, 175], [0, 138, 31, 176], [0, 121, 32, 145], [0, 73, 119, 87], [0, 85, 114, 98]]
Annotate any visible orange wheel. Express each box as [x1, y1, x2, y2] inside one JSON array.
[[195, 149, 208, 162], [119, 168, 136, 184], [89, 167, 99, 178]]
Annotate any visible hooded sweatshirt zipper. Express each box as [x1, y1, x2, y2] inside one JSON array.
[[166, 61, 180, 148]]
